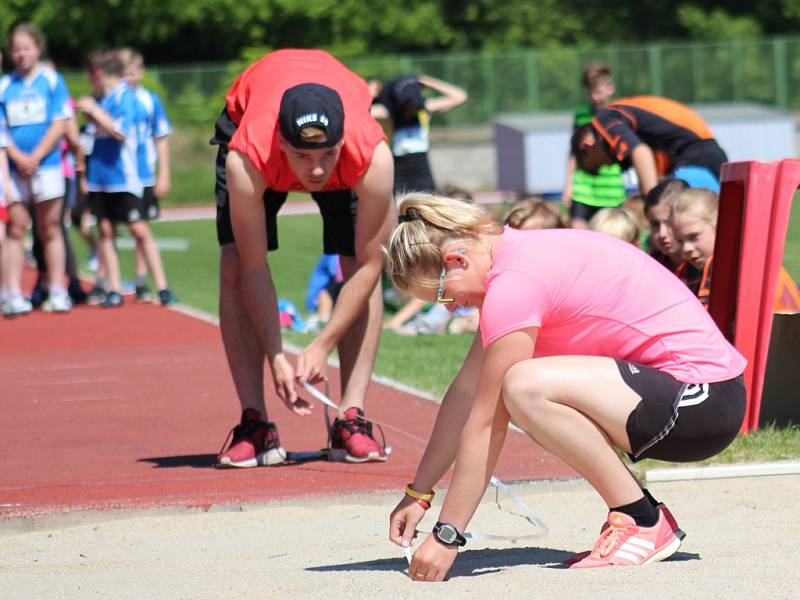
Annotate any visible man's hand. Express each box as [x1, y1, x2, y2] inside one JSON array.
[[407, 534, 458, 582], [270, 353, 311, 416], [389, 495, 426, 548], [295, 339, 330, 385]]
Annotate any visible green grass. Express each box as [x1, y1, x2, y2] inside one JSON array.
[[783, 195, 800, 282], [627, 423, 800, 477], [68, 208, 800, 465]]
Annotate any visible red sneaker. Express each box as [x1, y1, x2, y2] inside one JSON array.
[[216, 409, 286, 468], [564, 503, 685, 566], [330, 407, 388, 463], [570, 508, 681, 568]]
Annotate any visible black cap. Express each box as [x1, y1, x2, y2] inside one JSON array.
[[278, 83, 345, 149], [378, 75, 425, 122]]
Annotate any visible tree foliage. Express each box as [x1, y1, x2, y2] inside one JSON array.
[[1, 1, 799, 68]]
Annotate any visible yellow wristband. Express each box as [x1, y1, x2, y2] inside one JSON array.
[[404, 483, 435, 502]]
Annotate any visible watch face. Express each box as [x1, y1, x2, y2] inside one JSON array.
[[438, 524, 457, 544]]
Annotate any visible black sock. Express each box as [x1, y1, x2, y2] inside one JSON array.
[[610, 495, 659, 527], [641, 488, 660, 508]]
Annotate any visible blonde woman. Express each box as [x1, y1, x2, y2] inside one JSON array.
[[385, 192, 746, 579]]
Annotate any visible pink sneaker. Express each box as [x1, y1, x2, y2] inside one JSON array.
[[216, 409, 287, 468], [330, 407, 387, 463], [570, 508, 681, 568], [565, 503, 685, 566]]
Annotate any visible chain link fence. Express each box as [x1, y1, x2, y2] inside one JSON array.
[[114, 35, 800, 129]]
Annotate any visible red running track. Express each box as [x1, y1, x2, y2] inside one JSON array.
[[0, 297, 575, 519]]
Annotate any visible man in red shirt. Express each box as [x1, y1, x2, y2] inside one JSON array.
[[212, 50, 395, 468]]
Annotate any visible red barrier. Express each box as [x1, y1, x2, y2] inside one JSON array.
[[710, 159, 800, 432]]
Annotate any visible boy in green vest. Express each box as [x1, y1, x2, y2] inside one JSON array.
[[561, 63, 626, 228]]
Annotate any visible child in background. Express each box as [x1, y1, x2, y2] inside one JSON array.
[[1, 24, 73, 315], [644, 178, 689, 270], [305, 253, 342, 328], [78, 49, 174, 308], [670, 188, 800, 312], [118, 47, 176, 305], [588, 207, 641, 247], [562, 63, 626, 228], [503, 196, 566, 230], [0, 113, 11, 307]]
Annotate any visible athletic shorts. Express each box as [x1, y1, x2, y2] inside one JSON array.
[[617, 360, 746, 463], [394, 152, 435, 195], [89, 191, 146, 224], [211, 109, 357, 256], [142, 186, 160, 221], [569, 199, 604, 223], [9, 168, 65, 204]]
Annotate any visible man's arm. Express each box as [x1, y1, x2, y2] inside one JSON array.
[[226, 149, 299, 407], [630, 143, 658, 196], [296, 141, 395, 382]]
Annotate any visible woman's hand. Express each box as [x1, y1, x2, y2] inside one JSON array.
[[407, 534, 458, 582], [389, 495, 426, 547]]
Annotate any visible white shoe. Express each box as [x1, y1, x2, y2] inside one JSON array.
[[3, 295, 33, 317], [42, 291, 72, 313]]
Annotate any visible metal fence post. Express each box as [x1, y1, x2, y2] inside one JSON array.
[[774, 37, 789, 110], [648, 43, 663, 97], [526, 51, 539, 111]]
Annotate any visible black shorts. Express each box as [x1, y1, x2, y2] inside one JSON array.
[[394, 152, 435, 195], [142, 186, 160, 221], [568, 199, 604, 223], [211, 109, 357, 256], [89, 191, 145, 224], [617, 360, 746, 463]]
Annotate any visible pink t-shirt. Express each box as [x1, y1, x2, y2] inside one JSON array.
[[480, 227, 746, 383]]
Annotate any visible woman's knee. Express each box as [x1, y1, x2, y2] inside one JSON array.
[[502, 361, 550, 417]]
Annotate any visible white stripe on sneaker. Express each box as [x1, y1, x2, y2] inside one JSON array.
[[613, 549, 642, 563], [625, 537, 656, 551], [619, 542, 651, 557]]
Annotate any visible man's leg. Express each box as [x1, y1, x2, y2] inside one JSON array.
[[219, 243, 267, 418], [216, 243, 288, 468], [336, 256, 383, 412]]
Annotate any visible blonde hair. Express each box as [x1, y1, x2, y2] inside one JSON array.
[[503, 197, 565, 229], [117, 47, 144, 70], [299, 126, 328, 144], [589, 207, 641, 244], [671, 188, 719, 227], [385, 192, 500, 292]]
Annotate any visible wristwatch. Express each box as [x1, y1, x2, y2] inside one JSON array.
[[432, 521, 467, 547]]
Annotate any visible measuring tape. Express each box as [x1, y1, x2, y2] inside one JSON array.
[[299, 380, 548, 555]]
